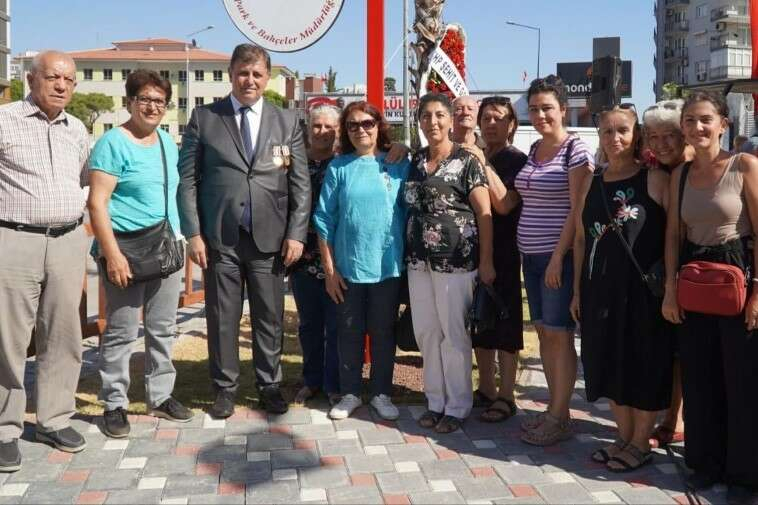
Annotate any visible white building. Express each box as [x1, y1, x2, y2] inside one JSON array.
[[0, 0, 10, 103]]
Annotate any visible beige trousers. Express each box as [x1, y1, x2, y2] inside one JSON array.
[[0, 225, 87, 440]]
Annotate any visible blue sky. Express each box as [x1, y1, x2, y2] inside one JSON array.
[[11, 0, 656, 108]]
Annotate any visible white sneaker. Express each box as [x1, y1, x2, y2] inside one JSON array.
[[370, 394, 399, 420], [329, 394, 362, 420]]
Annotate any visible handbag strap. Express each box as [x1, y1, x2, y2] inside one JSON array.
[[480, 281, 508, 318], [157, 133, 169, 220], [597, 171, 648, 283]]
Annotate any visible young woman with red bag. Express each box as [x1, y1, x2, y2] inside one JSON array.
[[662, 91, 758, 502]]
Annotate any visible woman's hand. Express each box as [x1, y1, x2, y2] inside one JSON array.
[[544, 253, 564, 289], [661, 287, 684, 324], [463, 145, 487, 168], [106, 250, 133, 288], [478, 261, 496, 285], [385, 142, 410, 164], [569, 293, 580, 323], [325, 269, 347, 304], [745, 292, 758, 330]]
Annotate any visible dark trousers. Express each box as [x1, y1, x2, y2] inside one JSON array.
[[335, 277, 401, 397], [290, 269, 339, 394], [679, 312, 758, 487], [205, 230, 284, 393]]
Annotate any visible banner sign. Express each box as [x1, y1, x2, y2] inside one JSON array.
[[222, 0, 345, 53], [428, 46, 469, 97], [556, 61, 633, 98]]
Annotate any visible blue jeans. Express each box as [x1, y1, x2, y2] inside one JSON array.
[[290, 270, 339, 394], [522, 252, 575, 332]]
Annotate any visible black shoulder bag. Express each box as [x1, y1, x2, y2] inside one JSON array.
[[598, 172, 665, 298], [466, 280, 509, 339], [100, 135, 185, 284]]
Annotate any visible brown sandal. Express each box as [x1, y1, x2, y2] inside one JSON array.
[[418, 410, 443, 429], [520, 411, 547, 432], [434, 415, 464, 434], [607, 444, 652, 473], [480, 399, 517, 423], [591, 438, 627, 463], [521, 413, 572, 446]]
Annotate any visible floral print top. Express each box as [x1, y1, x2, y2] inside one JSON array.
[[404, 143, 488, 273], [292, 156, 333, 279]]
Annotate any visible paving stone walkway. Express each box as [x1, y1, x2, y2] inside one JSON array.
[[5, 306, 725, 505]]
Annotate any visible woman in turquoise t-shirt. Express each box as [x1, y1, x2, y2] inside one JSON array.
[[313, 101, 410, 422], [87, 70, 192, 439]]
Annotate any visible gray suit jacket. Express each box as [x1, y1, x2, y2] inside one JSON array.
[[177, 96, 310, 253]]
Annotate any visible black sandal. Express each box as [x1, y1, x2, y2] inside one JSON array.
[[607, 444, 652, 473], [479, 398, 517, 423], [473, 389, 495, 408], [418, 410, 443, 429], [591, 438, 627, 463], [434, 415, 464, 434]]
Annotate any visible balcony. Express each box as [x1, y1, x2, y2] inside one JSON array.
[[664, 47, 688, 60], [664, 0, 689, 6], [665, 19, 689, 32], [710, 65, 752, 80], [711, 5, 749, 22], [710, 37, 745, 51]]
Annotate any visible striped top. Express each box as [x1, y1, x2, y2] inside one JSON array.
[[514, 134, 594, 254]]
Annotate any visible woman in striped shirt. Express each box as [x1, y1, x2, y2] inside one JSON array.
[[515, 75, 595, 446]]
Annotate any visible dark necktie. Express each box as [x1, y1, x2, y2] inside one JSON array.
[[239, 106, 254, 232]]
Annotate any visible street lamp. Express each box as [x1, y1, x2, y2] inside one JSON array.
[[185, 25, 214, 123], [506, 21, 541, 80]]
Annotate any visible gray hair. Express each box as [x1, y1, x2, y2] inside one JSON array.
[[642, 99, 684, 131], [309, 104, 341, 126]]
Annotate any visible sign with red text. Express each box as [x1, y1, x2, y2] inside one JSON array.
[[223, 0, 345, 53]]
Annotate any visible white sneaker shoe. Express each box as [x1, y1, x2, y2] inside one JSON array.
[[329, 394, 362, 420], [370, 394, 399, 420]]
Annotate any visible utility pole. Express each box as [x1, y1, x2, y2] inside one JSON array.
[[402, 0, 411, 145]]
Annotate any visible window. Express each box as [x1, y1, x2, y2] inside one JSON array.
[[160, 124, 169, 133], [696, 3, 708, 18], [121, 68, 131, 80], [194, 69, 204, 81], [213, 96, 223, 103], [695, 33, 707, 46], [178, 97, 187, 109], [103, 69, 113, 81], [179, 124, 186, 135], [121, 96, 127, 108], [178, 70, 187, 82], [195, 97, 205, 106], [103, 123, 113, 132], [83, 69, 93, 80], [159, 70, 170, 80], [213, 70, 223, 82], [696, 60, 708, 73]]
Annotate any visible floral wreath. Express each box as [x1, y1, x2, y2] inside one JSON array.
[[425, 24, 466, 98]]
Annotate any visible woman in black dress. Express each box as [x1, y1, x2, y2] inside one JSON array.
[[570, 106, 673, 472], [466, 96, 527, 423]]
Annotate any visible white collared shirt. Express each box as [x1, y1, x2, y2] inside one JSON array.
[[229, 93, 263, 159]]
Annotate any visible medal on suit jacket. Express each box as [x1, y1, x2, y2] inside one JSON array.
[[282, 145, 291, 169], [272, 145, 284, 168]]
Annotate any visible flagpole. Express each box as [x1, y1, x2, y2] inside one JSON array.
[[402, 0, 411, 145]]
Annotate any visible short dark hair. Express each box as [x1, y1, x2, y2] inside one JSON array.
[[125, 69, 172, 103], [339, 101, 392, 154], [229, 43, 271, 73], [682, 90, 729, 119], [527, 74, 568, 107], [478, 96, 519, 144], [417, 93, 453, 120]]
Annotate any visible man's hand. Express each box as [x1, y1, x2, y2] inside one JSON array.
[[188, 235, 208, 269], [463, 145, 487, 168], [281, 239, 304, 267]]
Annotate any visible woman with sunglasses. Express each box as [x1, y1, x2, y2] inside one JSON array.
[[515, 76, 594, 446], [87, 69, 193, 438], [571, 105, 672, 472], [464, 96, 527, 423], [663, 91, 758, 500], [641, 100, 691, 449], [404, 93, 494, 433], [313, 101, 410, 421]]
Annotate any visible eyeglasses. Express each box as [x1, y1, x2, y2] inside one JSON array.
[[346, 119, 377, 132], [133, 96, 168, 109]]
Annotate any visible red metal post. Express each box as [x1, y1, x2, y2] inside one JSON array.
[[367, 0, 385, 112], [751, 0, 758, 114]]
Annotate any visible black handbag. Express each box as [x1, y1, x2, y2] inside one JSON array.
[[100, 135, 185, 284], [466, 281, 509, 338], [598, 173, 665, 298], [395, 272, 419, 352]]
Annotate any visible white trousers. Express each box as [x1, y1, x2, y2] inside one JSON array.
[[408, 268, 477, 419]]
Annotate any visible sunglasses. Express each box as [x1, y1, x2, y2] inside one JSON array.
[[346, 119, 377, 132], [480, 96, 511, 108], [644, 101, 680, 113]]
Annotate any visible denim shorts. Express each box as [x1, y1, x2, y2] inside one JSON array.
[[521, 252, 575, 332]]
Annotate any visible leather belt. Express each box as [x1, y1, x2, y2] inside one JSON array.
[[0, 216, 83, 237]]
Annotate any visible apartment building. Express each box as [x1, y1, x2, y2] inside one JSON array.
[[17, 38, 296, 142], [0, 0, 10, 104], [654, 0, 752, 94]]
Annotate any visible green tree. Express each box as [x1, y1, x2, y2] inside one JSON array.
[[66, 92, 114, 133], [661, 82, 686, 100], [384, 77, 397, 92], [326, 67, 338, 92], [10, 79, 24, 101], [263, 89, 286, 108]]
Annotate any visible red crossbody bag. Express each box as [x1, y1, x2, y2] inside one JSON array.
[[676, 160, 747, 316]]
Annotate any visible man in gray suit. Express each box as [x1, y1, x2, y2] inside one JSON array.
[[178, 44, 310, 416]]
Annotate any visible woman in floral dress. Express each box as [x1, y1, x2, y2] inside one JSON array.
[[405, 93, 495, 433]]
